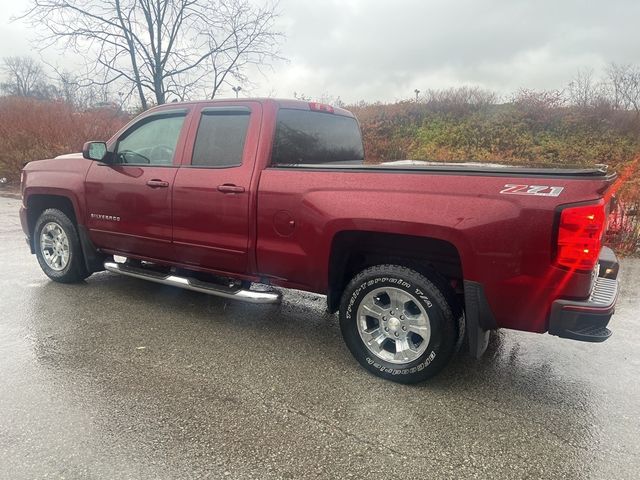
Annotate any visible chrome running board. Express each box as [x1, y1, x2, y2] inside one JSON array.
[[104, 261, 281, 304]]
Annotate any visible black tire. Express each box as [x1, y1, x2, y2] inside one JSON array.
[[339, 264, 460, 384], [34, 208, 90, 283]]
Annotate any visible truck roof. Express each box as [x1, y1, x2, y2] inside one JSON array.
[[145, 98, 356, 118]]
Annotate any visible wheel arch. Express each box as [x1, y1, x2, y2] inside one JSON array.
[[26, 194, 78, 250], [25, 193, 105, 273], [326, 230, 464, 314]]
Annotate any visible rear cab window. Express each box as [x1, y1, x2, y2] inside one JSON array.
[[271, 109, 365, 166]]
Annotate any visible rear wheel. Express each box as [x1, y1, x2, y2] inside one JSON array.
[[339, 264, 460, 383], [34, 208, 89, 283]]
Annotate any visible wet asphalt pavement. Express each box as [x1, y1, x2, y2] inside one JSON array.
[[1, 195, 639, 480]]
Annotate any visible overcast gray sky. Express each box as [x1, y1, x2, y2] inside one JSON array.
[[1, 0, 639, 103]]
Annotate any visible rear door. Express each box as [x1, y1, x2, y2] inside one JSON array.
[[85, 108, 190, 260], [171, 102, 261, 274]]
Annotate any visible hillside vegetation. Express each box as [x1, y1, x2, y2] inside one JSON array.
[[348, 90, 640, 169]]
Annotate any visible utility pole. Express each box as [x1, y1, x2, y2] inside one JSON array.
[[414, 89, 420, 102], [232, 86, 242, 98]]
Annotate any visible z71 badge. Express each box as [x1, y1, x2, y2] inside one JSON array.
[[500, 184, 564, 197]]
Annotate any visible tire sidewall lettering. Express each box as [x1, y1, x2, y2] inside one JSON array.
[[346, 277, 433, 320], [365, 350, 437, 376]]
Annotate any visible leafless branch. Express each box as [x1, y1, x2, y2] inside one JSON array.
[[19, 0, 285, 108]]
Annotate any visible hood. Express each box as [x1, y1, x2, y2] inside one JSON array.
[[54, 152, 84, 161], [22, 152, 91, 177]]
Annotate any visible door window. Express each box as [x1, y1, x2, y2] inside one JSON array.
[[191, 109, 251, 168], [116, 113, 186, 165]]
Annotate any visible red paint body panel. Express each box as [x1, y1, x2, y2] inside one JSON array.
[[20, 155, 90, 219], [255, 169, 607, 332], [171, 101, 263, 273], [84, 163, 178, 260], [20, 98, 615, 335]]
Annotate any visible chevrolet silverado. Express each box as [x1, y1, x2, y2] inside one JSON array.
[[20, 99, 620, 383]]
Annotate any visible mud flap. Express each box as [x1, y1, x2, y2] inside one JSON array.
[[78, 224, 107, 273], [467, 315, 490, 358], [463, 281, 496, 358]]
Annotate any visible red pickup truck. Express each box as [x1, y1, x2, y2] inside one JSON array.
[[20, 98, 620, 383]]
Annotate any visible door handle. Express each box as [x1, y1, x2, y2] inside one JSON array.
[[217, 184, 245, 194], [146, 179, 169, 188]]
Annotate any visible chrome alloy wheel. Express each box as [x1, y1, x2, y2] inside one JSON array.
[[356, 287, 431, 364], [39, 222, 70, 271]]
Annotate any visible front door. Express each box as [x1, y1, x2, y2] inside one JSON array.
[[85, 109, 190, 260], [172, 103, 261, 274]]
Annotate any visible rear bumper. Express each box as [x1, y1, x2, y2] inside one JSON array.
[[548, 247, 619, 342]]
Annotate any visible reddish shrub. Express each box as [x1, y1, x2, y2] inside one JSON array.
[[607, 201, 640, 255], [606, 159, 640, 255], [0, 96, 129, 181]]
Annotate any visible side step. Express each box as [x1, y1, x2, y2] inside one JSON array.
[[103, 261, 281, 304]]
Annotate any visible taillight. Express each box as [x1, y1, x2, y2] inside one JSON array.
[[556, 203, 606, 270]]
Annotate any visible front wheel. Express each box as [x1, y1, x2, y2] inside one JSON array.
[[339, 265, 460, 383], [34, 208, 89, 283]]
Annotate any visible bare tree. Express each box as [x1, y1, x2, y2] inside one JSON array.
[[53, 70, 87, 107], [0, 56, 51, 98], [205, 0, 284, 99], [423, 86, 498, 114], [511, 88, 566, 110], [21, 0, 284, 109], [607, 63, 640, 116], [53, 69, 110, 109], [567, 68, 599, 108]]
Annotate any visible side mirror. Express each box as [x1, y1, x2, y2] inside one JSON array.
[[82, 141, 108, 162]]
